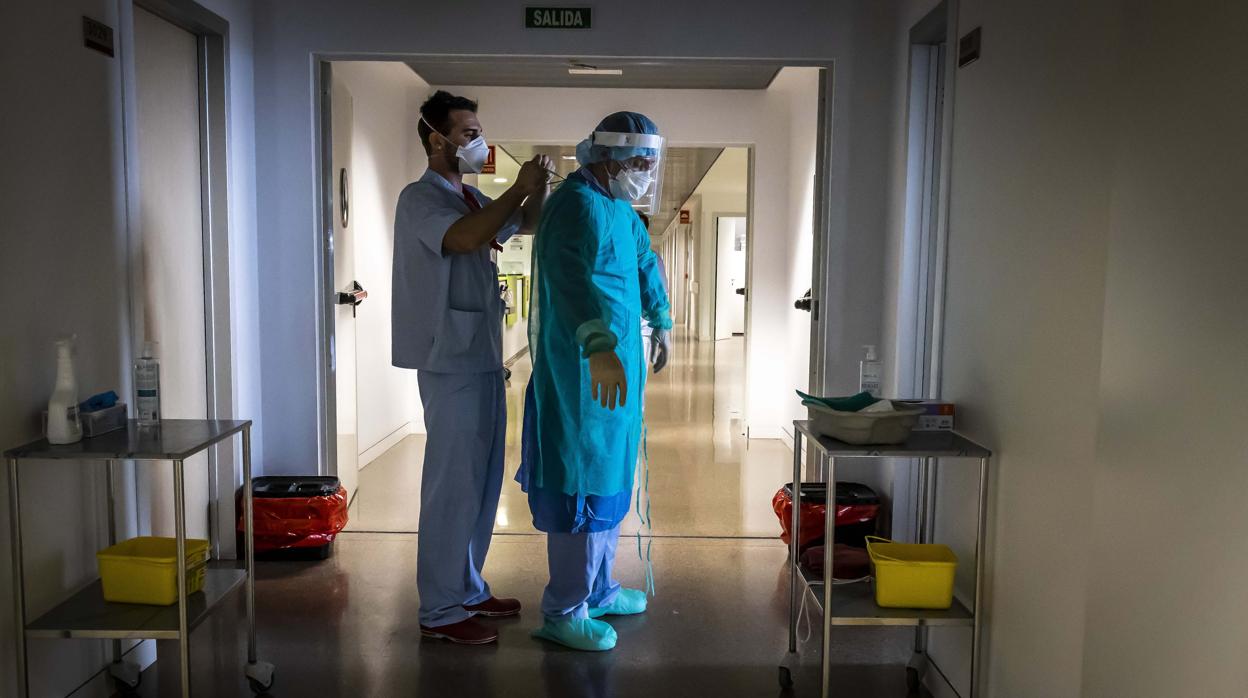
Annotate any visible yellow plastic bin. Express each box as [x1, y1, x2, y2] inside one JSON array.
[[97, 536, 210, 605], [866, 536, 958, 609]]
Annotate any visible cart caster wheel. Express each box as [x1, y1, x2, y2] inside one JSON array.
[[906, 666, 921, 694], [778, 665, 794, 689], [246, 661, 275, 694], [109, 660, 142, 691]]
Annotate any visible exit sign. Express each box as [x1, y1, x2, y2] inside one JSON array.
[[481, 145, 497, 174], [525, 7, 592, 29]]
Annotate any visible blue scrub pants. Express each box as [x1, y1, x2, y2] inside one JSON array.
[[416, 370, 506, 628], [542, 525, 623, 620]]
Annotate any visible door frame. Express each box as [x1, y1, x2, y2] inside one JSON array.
[[121, 0, 236, 556], [313, 58, 836, 480], [712, 212, 749, 341]]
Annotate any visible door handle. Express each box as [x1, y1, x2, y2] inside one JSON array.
[[795, 289, 813, 312], [735, 287, 747, 298], [336, 281, 367, 317]]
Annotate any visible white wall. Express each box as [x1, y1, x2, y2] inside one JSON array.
[[1081, 2, 1248, 695], [332, 61, 428, 460], [768, 68, 820, 435], [928, 0, 1119, 693], [872, 1, 1248, 696], [0, 3, 128, 693], [0, 1, 258, 694], [250, 0, 898, 471]]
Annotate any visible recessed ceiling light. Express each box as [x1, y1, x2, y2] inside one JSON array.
[[493, 177, 509, 183]]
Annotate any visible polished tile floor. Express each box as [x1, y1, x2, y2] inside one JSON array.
[[347, 335, 795, 538], [136, 534, 922, 697], [132, 334, 930, 696]]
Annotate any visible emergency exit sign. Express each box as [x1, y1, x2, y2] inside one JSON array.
[[525, 7, 592, 29]]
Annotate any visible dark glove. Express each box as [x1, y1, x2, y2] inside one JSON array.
[[650, 328, 671, 373]]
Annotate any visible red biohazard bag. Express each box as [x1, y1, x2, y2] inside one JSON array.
[[801, 544, 872, 580], [237, 477, 349, 552], [772, 482, 880, 550]]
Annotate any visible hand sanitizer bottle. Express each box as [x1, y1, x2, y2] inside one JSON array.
[[859, 345, 882, 397], [47, 338, 83, 444], [134, 341, 161, 427]]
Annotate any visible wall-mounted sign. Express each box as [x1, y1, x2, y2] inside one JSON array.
[[83, 16, 114, 57], [481, 145, 497, 174], [958, 27, 982, 68], [525, 7, 592, 29], [679, 210, 691, 224]]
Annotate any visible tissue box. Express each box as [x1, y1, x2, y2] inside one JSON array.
[[43, 403, 128, 438], [895, 401, 955, 431]]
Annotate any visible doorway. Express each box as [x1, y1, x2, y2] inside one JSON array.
[[127, 0, 235, 554], [315, 60, 826, 538], [713, 216, 748, 340], [329, 75, 359, 501]]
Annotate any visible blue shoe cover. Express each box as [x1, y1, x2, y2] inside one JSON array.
[[532, 617, 617, 651], [588, 588, 648, 618]]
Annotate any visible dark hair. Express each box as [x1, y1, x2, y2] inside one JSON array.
[[419, 90, 478, 155]]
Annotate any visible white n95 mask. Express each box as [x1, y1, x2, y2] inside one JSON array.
[[455, 136, 490, 174], [609, 169, 653, 201]]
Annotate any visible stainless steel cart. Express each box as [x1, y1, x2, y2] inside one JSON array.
[[778, 421, 990, 697], [5, 419, 275, 696]]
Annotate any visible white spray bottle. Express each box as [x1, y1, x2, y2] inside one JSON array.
[[47, 338, 83, 444]]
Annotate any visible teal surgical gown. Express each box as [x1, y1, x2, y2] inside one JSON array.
[[521, 171, 672, 509]]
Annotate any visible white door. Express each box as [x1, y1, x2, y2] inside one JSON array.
[[714, 216, 747, 340], [331, 78, 360, 501], [133, 8, 210, 538]]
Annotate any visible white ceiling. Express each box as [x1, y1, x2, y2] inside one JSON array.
[[693, 147, 749, 196], [406, 58, 780, 90]]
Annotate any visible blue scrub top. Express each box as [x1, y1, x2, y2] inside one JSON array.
[[392, 169, 521, 373]]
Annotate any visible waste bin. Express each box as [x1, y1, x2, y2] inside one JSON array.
[[772, 481, 881, 551], [238, 476, 349, 560]]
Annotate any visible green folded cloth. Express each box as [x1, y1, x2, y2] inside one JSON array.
[[796, 390, 878, 413]]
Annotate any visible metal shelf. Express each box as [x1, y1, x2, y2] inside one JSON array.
[[783, 419, 991, 697], [7, 418, 268, 697], [797, 565, 973, 627], [794, 421, 992, 459], [26, 563, 247, 640], [3, 419, 251, 461]]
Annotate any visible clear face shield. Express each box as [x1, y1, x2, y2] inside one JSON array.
[[590, 131, 666, 215]]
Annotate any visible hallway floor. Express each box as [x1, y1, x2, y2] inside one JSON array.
[[134, 532, 923, 697], [347, 335, 795, 537], [132, 334, 930, 696]]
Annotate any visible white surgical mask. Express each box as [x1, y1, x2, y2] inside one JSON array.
[[425, 116, 490, 174], [453, 135, 490, 174], [609, 168, 653, 201]]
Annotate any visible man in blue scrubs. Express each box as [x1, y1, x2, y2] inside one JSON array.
[[392, 90, 552, 645]]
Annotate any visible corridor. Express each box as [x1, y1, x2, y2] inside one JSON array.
[[133, 334, 920, 696], [346, 333, 795, 538]]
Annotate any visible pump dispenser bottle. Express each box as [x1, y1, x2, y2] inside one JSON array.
[[134, 341, 161, 427], [859, 345, 882, 397], [47, 338, 83, 444]]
